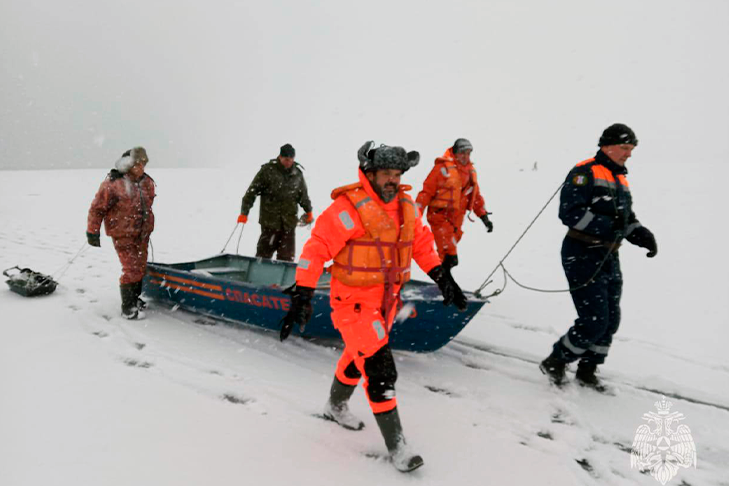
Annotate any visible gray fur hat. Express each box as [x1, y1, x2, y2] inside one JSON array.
[[357, 141, 419, 173], [115, 147, 148, 173]]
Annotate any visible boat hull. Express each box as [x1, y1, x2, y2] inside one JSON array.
[[143, 254, 486, 353]]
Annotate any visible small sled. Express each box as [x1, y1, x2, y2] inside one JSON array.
[[3, 266, 58, 297]]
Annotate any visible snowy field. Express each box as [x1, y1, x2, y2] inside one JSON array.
[[1, 162, 727, 486], [2, 0, 728, 484]]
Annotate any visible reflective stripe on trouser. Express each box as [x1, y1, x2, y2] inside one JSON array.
[[113, 235, 150, 285], [332, 303, 398, 414], [552, 236, 623, 365], [256, 227, 296, 262]]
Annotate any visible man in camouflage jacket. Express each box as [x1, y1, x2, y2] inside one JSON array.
[[238, 143, 313, 261]]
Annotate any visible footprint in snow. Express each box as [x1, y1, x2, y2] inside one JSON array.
[[221, 393, 254, 405], [122, 358, 154, 369]]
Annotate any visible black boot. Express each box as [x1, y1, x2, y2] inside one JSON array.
[[322, 378, 364, 431], [575, 361, 608, 393], [120, 283, 139, 320], [374, 408, 424, 473], [133, 280, 147, 311], [540, 353, 568, 387]]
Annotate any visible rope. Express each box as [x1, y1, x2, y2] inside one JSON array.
[[235, 224, 244, 255], [473, 179, 618, 299], [37, 242, 89, 285], [474, 181, 564, 297], [220, 223, 240, 254]]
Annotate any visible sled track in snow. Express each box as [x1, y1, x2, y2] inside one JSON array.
[[134, 304, 729, 415], [449, 338, 729, 414]]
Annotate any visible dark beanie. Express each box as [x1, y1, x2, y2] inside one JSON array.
[[280, 143, 296, 158], [598, 124, 638, 147], [453, 138, 473, 154]]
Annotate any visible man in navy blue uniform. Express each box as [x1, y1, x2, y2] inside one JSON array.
[[540, 123, 658, 391]]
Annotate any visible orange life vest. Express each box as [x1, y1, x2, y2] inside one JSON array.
[[429, 161, 462, 211], [330, 182, 418, 288]]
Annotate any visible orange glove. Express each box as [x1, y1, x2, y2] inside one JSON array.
[[298, 212, 314, 226], [237, 214, 248, 224]]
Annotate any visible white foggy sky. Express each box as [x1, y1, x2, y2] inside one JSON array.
[[1, 0, 727, 170]]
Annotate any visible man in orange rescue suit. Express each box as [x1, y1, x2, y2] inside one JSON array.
[[415, 138, 493, 276], [540, 124, 658, 392], [278, 142, 468, 473]]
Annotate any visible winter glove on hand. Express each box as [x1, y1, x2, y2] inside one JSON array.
[[237, 214, 248, 224], [626, 226, 657, 258], [480, 214, 494, 233], [428, 265, 468, 311], [279, 285, 315, 341], [86, 232, 101, 247], [297, 212, 314, 227]]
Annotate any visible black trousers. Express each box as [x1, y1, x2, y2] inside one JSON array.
[[552, 236, 623, 365], [256, 226, 296, 262]]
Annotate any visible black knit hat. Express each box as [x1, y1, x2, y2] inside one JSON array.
[[279, 143, 296, 158], [598, 124, 638, 147], [357, 141, 419, 173], [452, 138, 473, 154]]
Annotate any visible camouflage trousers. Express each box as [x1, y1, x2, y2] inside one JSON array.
[[256, 227, 295, 262]]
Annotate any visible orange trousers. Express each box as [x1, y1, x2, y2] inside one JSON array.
[[331, 302, 399, 414], [428, 216, 463, 260]]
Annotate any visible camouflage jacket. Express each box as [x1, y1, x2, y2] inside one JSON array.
[[241, 159, 312, 230]]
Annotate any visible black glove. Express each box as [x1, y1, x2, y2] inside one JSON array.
[[86, 232, 101, 247], [442, 254, 458, 271], [626, 226, 657, 258], [279, 285, 315, 341], [428, 265, 468, 311], [480, 214, 494, 233]]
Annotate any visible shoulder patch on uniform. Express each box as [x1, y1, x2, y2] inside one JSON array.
[[572, 174, 589, 186], [338, 210, 355, 230]]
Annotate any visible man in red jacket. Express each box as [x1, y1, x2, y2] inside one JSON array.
[[415, 138, 493, 275], [279, 142, 468, 472], [87, 147, 155, 319]]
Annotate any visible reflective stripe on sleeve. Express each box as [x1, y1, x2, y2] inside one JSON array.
[[573, 211, 595, 231], [338, 211, 355, 230]]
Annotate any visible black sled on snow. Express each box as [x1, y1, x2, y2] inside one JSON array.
[[3, 266, 58, 297]]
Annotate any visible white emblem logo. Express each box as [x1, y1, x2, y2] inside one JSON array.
[[631, 396, 697, 484]]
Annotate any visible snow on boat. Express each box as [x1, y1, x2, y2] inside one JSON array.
[[143, 254, 487, 353]]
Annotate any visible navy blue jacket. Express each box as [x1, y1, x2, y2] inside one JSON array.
[[559, 150, 645, 244]]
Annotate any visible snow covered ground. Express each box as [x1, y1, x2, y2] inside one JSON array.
[[1, 163, 727, 486], [2, 0, 728, 484]]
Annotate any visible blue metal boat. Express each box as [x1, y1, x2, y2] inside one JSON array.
[[143, 254, 487, 353]]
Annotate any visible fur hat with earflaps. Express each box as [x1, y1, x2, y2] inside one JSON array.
[[115, 147, 149, 173]]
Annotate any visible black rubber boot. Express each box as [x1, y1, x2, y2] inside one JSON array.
[[133, 280, 147, 310], [322, 378, 364, 431], [374, 408, 424, 473], [120, 283, 139, 320], [540, 353, 568, 387], [575, 361, 608, 393]]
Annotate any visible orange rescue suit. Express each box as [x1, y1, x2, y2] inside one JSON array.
[[296, 169, 441, 414], [415, 147, 488, 259]]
